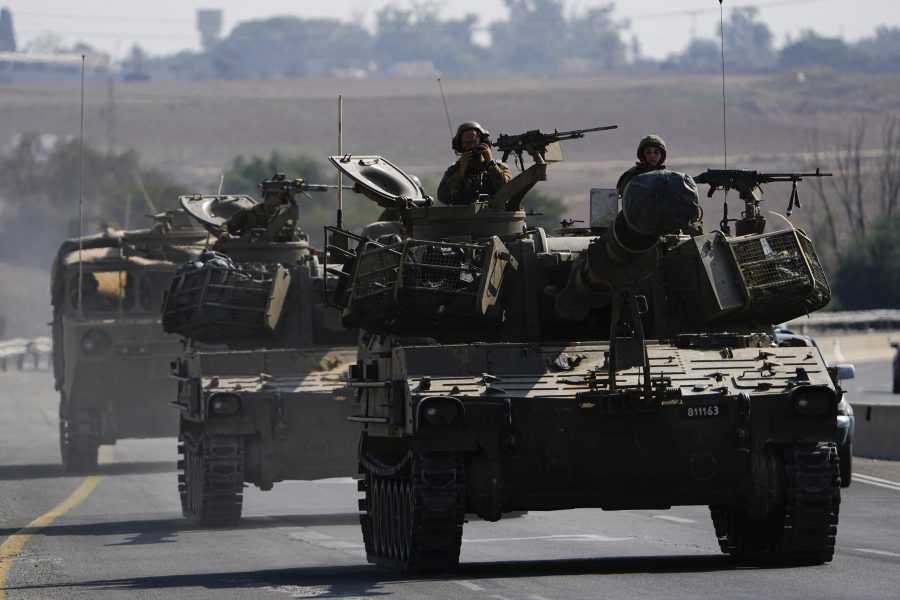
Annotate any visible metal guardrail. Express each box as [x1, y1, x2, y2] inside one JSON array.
[[786, 309, 900, 330], [0, 336, 51, 372]]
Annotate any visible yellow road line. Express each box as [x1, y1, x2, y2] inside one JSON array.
[[0, 446, 113, 598]]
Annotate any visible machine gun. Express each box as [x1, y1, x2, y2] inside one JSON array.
[[694, 168, 832, 236], [259, 173, 353, 204], [493, 125, 617, 170]]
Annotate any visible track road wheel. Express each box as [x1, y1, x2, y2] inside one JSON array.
[[59, 403, 100, 473], [360, 450, 465, 572], [711, 443, 840, 565], [180, 433, 245, 526]]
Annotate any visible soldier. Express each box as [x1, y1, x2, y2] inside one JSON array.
[[220, 189, 295, 241], [437, 121, 512, 205], [616, 134, 667, 198]]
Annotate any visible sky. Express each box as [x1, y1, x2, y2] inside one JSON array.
[[3, 0, 897, 61]]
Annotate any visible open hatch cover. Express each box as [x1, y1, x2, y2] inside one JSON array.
[[180, 194, 257, 234], [328, 155, 427, 206]]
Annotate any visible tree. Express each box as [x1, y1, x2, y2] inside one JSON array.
[[203, 17, 372, 79], [832, 213, 900, 309], [853, 26, 900, 72], [490, 0, 568, 73], [723, 8, 775, 71], [665, 8, 774, 73], [373, 5, 484, 74], [564, 4, 627, 71], [0, 8, 15, 52], [779, 31, 857, 70], [0, 135, 187, 267]]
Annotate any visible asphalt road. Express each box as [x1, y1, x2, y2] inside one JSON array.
[[2, 367, 899, 600]]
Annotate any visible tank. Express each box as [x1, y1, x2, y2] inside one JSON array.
[[326, 156, 845, 571], [163, 176, 359, 526], [50, 210, 208, 472]]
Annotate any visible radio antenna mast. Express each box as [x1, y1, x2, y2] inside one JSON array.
[[337, 94, 343, 230], [437, 78, 455, 159], [77, 54, 86, 316], [717, 0, 731, 233], [719, 0, 727, 170]]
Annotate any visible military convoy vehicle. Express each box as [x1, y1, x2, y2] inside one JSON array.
[[163, 175, 358, 526], [51, 211, 207, 472], [325, 146, 845, 571]]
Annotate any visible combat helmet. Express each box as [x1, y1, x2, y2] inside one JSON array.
[[452, 121, 490, 153], [637, 134, 667, 164]]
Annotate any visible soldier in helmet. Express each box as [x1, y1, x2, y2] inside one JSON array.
[[220, 188, 296, 241], [437, 121, 512, 206], [616, 134, 668, 198]]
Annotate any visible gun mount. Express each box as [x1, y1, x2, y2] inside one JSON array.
[[695, 168, 832, 236]]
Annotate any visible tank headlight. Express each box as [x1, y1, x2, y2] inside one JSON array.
[[209, 393, 241, 416], [418, 396, 462, 426], [792, 388, 835, 419], [80, 328, 111, 356]]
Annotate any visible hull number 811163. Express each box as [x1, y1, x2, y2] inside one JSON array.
[[682, 404, 723, 418]]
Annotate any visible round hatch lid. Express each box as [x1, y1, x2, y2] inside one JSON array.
[[179, 194, 257, 234], [328, 155, 427, 205]]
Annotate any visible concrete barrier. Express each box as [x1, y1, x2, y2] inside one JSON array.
[[854, 403, 900, 460]]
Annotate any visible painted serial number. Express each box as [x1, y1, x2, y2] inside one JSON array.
[[683, 404, 723, 418]]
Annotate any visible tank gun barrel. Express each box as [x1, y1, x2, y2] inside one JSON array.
[[555, 171, 701, 321]]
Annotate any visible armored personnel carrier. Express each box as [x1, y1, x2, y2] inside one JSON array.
[[163, 175, 358, 526], [50, 210, 208, 472], [326, 151, 845, 571]]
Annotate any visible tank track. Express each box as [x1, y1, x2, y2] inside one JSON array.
[[359, 450, 465, 572], [711, 442, 840, 564], [178, 433, 245, 526]]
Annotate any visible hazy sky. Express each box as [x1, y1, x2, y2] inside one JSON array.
[[4, 0, 897, 60]]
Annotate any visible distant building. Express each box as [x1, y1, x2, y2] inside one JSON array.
[[197, 9, 223, 50]]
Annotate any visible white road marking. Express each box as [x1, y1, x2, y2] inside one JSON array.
[[652, 515, 697, 524], [463, 534, 631, 544], [856, 473, 900, 492], [855, 548, 900, 558], [289, 530, 333, 541], [287, 529, 366, 558], [456, 580, 486, 591]]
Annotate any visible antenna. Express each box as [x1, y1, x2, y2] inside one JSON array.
[[437, 78, 454, 138], [717, 0, 730, 234], [77, 54, 86, 316], [337, 94, 343, 230], [217, 173, 224, 195], [719, 0, 727, 170]]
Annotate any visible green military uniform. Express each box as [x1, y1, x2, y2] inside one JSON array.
[[437, 160, 513, 206]]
